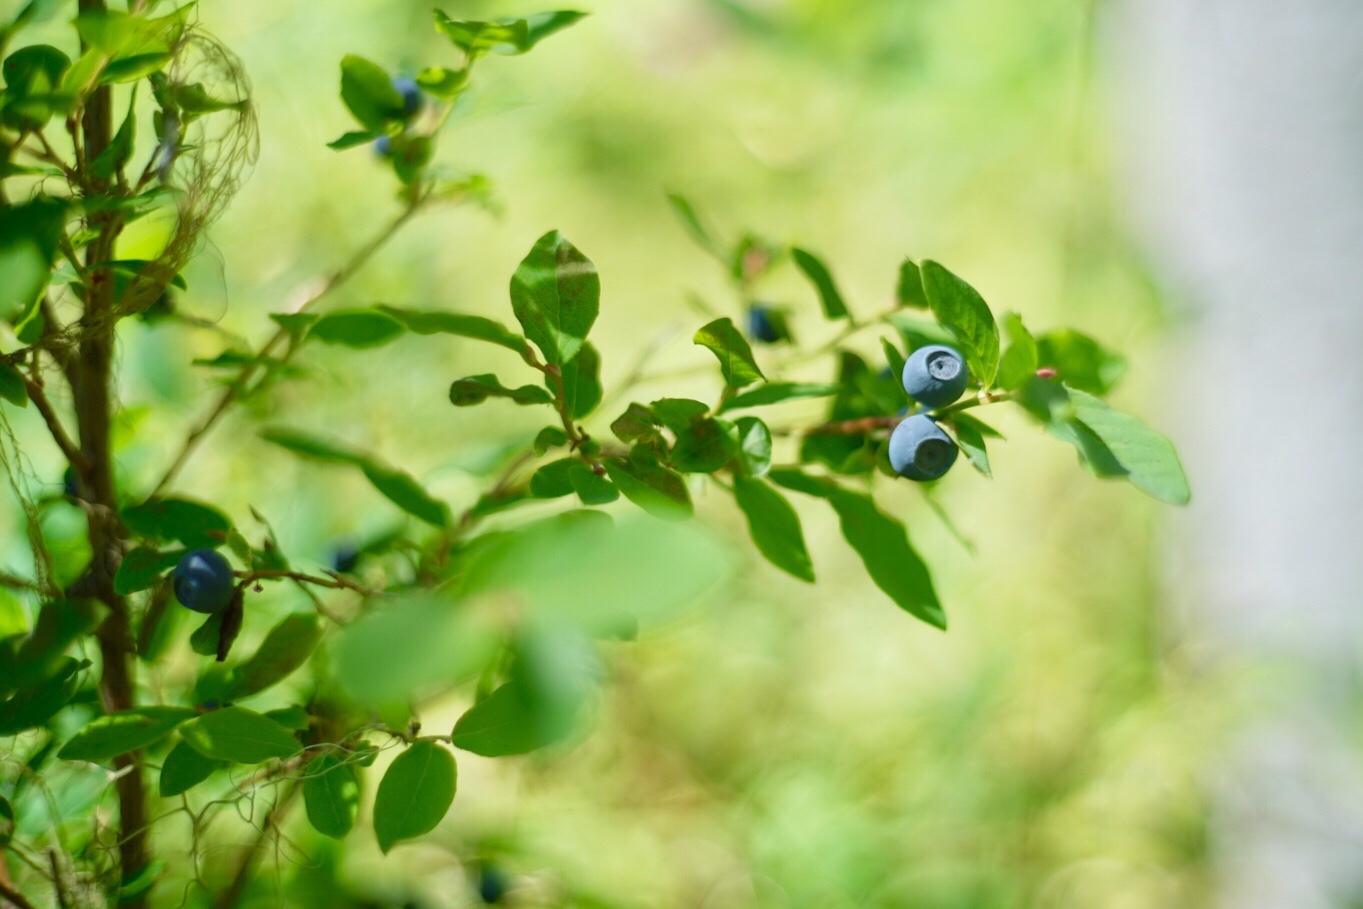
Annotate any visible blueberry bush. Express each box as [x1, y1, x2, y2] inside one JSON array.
[[0, 2, 1188, 906]]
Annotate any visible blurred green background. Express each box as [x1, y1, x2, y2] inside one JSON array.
[[3, 0, 1224, 906]]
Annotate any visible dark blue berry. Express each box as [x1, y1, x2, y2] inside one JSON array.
[[888, 413, 958, 481], [478, 864, 509, 904], [901, 344, 968, 408], [172, 549, 236, 614], [62, 467, 78, 499], [374, 133, 393, 157], [331, 544, 359, 574], [746, 304, 781, 344], [392, 76, 423, 119]]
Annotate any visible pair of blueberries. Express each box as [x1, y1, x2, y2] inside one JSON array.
[[374, 77, 424, 157], [890, 345, 968, 482]]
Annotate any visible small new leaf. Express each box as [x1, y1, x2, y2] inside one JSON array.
[[694, 317, 764, 388]]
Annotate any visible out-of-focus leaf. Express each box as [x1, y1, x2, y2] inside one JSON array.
[[373, 740, 455, 853], [1034, 329, 1127, 396], [0, 363, 28, 408], [450, 374, 553, 407], [220, 613, 322, 700], [114, 547, 183, 595], [330, 595, 498, 705], [996, 311, 1038, 391], [0, 658, 83, 735], [791, 248, 849, 319], [434, 9, 585, 56], [159, 740, 226, 797], [122, 498, 230, 549], [604, 456, 692, 520], [667, 192, 725, 260], [949, 415, 992, 478], [896, 258, 927, 308], [339, 54, 405, 130], [0, 197, 66, 321], [376, 305, 526, 352], [308, 309, 405, 348], [670, 418, 738, 473], [58, 707, 196, 763], [568, 460, 618, 505], [179, 706, 301, 763], [303, 752, 360, 839]]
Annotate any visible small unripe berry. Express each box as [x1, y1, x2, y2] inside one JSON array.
[[478, 864, 510, 904], [392, 76, 423, 119], [901, 344, 968, 408], [888, 413, 958, 481], [172, 549, 236, 614], [746, 304, 781, 344]]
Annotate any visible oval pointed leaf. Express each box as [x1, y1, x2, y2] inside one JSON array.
[[732, 478, 814, 582], [159, 740, 226, 797], [603, 457, 692, 520], [308, 309, 405, 349], [920, 261, 999, 388], [375, 306, 525, 352], [827, 490, 944, 629], [179, 706, 301, 764], [121, 498, 231, 549], [509, 230, 599, 366], [449, 374, 553, 407], [114, 547, 184, 595], [1066, 387, 1190, 505], [373, 741, 456, 853], [694, 318, 763, 389], [720, 382, 841, 412], [221, 613, 323, 700], [59, 706, 196, 763], [303, 752, 360, 839], [791, 248, 849, 319]]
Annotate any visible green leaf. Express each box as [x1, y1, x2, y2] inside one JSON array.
[[361, 463, 451, 527], [414, 65, 468, 98], [881, 337, 907, 380], [650, 398, 708, 434], [1064, 387, 1190, 504], [0, 598, 103, 696], [670, 418, 739, 473], [0, 197, 67, 322], [920, 260, 999, 388], [307, 309, 405, 348], [0, 363, 28, 407], [509, 230, 599, 366], [604, 456, 692, 520], [59, 707, 196, 763], [996, 312, 1038, 391], [0, 658, 83, 736], [1035, 329, 1127, 396], [221, 613, 322, 700], [189, 610, 223, 657], [433, 10, 585, 56], [534, 425, 570, 454], [376, 305, 526, 352], [560, 341, 602, 419], [0, 796, 12, 848], [330, 595, 497, 705], [733, 416, 772, 478], [373, 741, 456, 853], [896, 259, 927, 308], [568, 460, 618, 505], [827, 491, 944, 629], [303, 752, 360, 839], [326, 129, 378, 151], [114, 547, 183, 595], [791, 248, 849, 320], [263, 705, 310, 731], [339, 54, 405, 130], [121, 498, 231, 549], [732, 478, 814, 582], [610, 403, 659, 443], [91, 89, 136, 180], [159, 740, 226, 797], [694, 317, 764, 388], [179, 706, 301, 764], [451, 679, 567, 757], [261, 428, 450, 527], [666, 192, 724, 260], [720, 382, 841, 412], [449, 373, 553, 407], [1, 44, 71, 129], [530, 458, 575, 498], [948, 415, 992, 478]]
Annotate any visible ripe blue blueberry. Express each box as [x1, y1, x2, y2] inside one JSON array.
[[888, 413, 958, 481], [392, 76, 423, 119], [62, 466, 78, 499], [478, 864, 509, 904], [747, 304, 781, 344], [373, 133, 393, 157], [173, 549, 236, 614], [331, 544, 359, 574], [901, 344, 968, 408]]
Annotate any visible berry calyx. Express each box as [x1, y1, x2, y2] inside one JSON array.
[[901, 344, 968, 408], [888, 413, 958, 481]]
